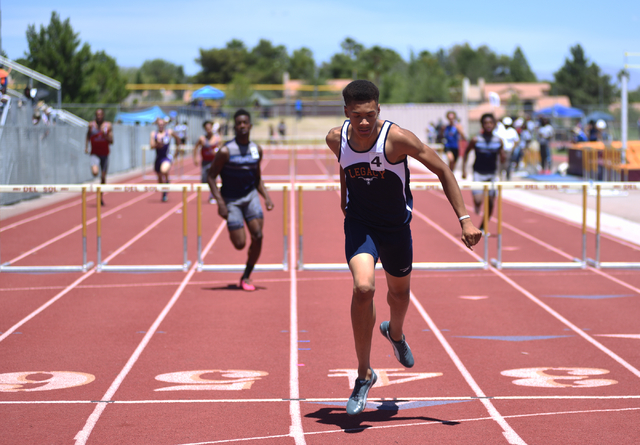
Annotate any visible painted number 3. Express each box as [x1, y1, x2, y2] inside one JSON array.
[[501, 367, 617, 388]]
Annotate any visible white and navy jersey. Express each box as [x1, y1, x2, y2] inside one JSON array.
[[472, 133, 502, 175], [339, 120, 412, 229], [220, 138, 260, 199]]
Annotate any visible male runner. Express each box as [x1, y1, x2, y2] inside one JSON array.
[[326, 80, 482, 416], [461, 113, 506, 230], [442, 110, 466, 173], [194, 121, 221, 203], [150, 117, 182, 202], [85, 109, 113, 206], [207, 109, 274, 291]]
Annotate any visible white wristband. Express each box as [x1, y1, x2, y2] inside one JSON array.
[[458, 215, 470, 222]]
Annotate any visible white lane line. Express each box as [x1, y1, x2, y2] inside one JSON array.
[[173, 406, 640, 444], [288, 149, 306, 445], [410, 291, 526, 445], [4, 394, 640, 404], [0, 195, 196, 343], [0, 196, 95, 232], [5, 192, 153, 265], [412, 207, 640, 381], [73, 220, 226, 445]]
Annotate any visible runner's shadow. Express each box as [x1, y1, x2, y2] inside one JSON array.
[[304, 402, 459, 434], [202, 284, 267, 292]]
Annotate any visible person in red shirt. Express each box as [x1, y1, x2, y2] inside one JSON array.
[[85, 109, 113, 205], [193, 121, 221, 203]]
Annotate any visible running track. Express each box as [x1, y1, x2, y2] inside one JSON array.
[[1, 148, 640, 444]]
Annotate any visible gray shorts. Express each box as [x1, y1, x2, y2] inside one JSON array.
[[472, 171, 496, 197], [224, 188, 264, 231], [201, 161, 213, 184]]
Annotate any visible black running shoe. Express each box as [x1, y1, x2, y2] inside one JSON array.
[[346, 368, 377, 416], [380, 321, 414, 368]]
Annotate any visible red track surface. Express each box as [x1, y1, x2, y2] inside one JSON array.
[[1, 149, 640, 444]]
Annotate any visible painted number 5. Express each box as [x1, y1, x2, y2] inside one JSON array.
[[501, 367, 617, 388]]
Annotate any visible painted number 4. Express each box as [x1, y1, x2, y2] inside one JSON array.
[[501, 367, 617, 388]]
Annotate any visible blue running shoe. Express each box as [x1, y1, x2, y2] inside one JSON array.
[[346, 369, 377, 416], [380, 321, 414, 368]]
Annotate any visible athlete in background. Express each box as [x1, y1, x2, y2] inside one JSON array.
[[207, 109, 274, 291], [326, 80, 481, 416], [85, 109, 113, 206], [462, 113, 506, 230], [150, 117, 182, 202], [442, 110, 466, 173], [194, 121, 221, 203]]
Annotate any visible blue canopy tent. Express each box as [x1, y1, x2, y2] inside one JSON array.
[[115, 106, 166, 125], [192, 85, 225, 100], [534, 104, 584, 119], [585, 111, 615, 122]]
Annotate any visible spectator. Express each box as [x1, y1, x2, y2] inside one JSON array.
[[512, 118, 533, 173], [587, 119, 600, 142], [537, 117, 554, 174], [278, 119, 286, 140], [295, 99, 303, 120], [0, 66, 11, 96], [494, 116, 520, 180]]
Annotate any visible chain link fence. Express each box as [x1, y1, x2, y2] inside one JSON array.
[[0, 104, 211, 205]]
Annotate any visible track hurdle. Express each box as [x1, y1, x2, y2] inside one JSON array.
[[0, 185, 94, 273], [587, 182, 640, 269], [491, 181, 589, 270], [196, 183, 289, 272], [296, 182, 488, 271], [96, 184, 191, 273]]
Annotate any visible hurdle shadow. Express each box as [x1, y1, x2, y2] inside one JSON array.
[[304, 402, 460, 434]]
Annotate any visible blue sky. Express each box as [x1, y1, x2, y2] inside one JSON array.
[[3, 0, 640, 89]]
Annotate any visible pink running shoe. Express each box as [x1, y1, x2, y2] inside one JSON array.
[[240, 278, 256, 291]]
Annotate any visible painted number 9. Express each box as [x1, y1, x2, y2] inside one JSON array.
[[0, 371, 95, 392]]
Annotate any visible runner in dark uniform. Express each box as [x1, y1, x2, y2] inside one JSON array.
[[326, 80, 482, 416], [207, 109, 274, 291], [85, 109, 112, 206], [461, 113, 505, 230], [150, 117, 182, 202]]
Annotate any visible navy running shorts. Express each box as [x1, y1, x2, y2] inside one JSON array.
[[154, 155, 173, 174], [344, 217, 413, 277], [90, 155, 109, 173], [224, 188, 264, 231]]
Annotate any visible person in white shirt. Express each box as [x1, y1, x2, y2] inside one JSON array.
[[494, 116, 520, 180]]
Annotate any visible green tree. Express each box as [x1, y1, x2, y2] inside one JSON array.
[[20, 11, 127, 104], [358, 46, 403, 86], [553, 44, 616, 108], [137, 59, 185, 84], [196, 39, 249, 84], [247, 39, 289, 84], [289, 47, 316, 82], [509, 47, 537, 82]]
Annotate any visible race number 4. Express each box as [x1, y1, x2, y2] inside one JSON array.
[[501, 367, 617, 388], [369, 153, 384, 171], [0, 371, 95, 392]]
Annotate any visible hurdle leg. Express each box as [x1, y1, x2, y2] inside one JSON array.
[[96, 187, 103, 271], [283, 186, 289, 271], [495, 185, 503, 269], [483, 185, 490, 268], [297, 186, 304, 270], [581, 184, 587, 267], [197, 186, 202, 269], [182, 186, 190, 271]]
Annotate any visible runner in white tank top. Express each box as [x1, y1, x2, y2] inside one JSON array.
[[325, 80, 482, 416]]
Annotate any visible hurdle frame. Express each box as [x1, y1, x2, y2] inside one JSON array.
[[0, 185, 94, 273], [296, 182, 488, 271], [587, 182, 640, 269], [196, 183, 289, 272], [96, 184, 192, 273], [491, 181, 589, 270]]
